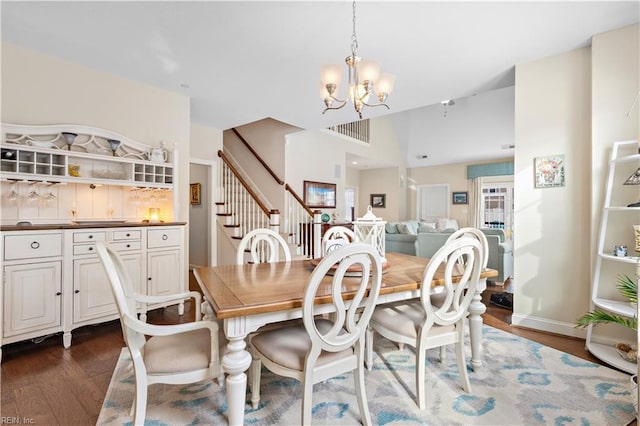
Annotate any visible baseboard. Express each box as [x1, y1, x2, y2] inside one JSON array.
[[511, 313, 586, 339]]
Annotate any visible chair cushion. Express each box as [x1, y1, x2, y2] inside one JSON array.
[[372, 301, 454, 339], [251, 319, 353, 372], [144, 328, 211, 374]]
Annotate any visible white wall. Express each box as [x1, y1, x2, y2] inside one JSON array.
[[513, 23, 639, 338], [285, 115, 406, 220], [2, 42, 192, 278], [408, 158, 513, 226]]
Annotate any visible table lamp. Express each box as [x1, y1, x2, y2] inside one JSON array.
[[624, 167, 640, 207]]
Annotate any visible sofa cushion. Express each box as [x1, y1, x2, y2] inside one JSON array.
[[385, 223, 398, 234], [397, 221, 419, 235], [418, 223, 438, 233]]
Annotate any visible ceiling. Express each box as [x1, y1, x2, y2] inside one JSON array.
[[2, 1, 639, 165]]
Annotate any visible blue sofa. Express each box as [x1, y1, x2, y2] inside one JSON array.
[[385, 219, 460, 256], [414, 228, 513, 284]]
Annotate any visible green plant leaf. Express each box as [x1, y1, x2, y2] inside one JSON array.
[[576, 310, 637, 330], [616, 274, 638, 303]]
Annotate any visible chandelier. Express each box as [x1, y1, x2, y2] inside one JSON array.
[[320, 1, 395, 119]]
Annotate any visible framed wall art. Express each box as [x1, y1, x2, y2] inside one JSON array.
[[370, 193, 386, 208], [190, 183, 201, 205], [303, 180, 336, 208], [534, 155, 565, 188], [452, 191, 468, 205]]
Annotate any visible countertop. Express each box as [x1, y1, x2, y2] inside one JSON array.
[[0, 221, 187, 232]]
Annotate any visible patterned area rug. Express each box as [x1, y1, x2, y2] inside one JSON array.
[[97, 325, 635, 425]]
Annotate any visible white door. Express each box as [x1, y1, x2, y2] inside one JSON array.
[[416, 184, 449, 221]]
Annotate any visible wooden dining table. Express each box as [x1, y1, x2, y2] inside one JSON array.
[[194, 251, 497, 426]]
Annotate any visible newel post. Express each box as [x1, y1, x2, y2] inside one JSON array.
[[269, 209, 280, 235], [313, 210, 322, 258]]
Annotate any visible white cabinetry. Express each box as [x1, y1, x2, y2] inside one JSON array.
[[587, 140, 640, 373], [2, 231, 63, 352], [146, 227, 185, 314], [1, 224, 186, 360], [1, 124, 174, 188]]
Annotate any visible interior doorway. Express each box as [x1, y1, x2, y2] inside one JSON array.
[[416, 184, 449, 221]]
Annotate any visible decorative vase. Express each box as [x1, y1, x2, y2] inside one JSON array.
[[634, 225, 640, 252]]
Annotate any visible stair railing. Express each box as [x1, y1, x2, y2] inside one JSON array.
[[284, 184, 322, 258], [216, 150, 279, 238]]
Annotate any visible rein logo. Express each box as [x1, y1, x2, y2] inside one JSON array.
[[1, 418, 34, 424]]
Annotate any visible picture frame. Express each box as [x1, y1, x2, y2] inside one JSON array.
[[534, 155, 565, 188], [452, 191, 468, 205], [303, 180, 336, 208], [190, 183, 201, 205], [370, 193, 386, 208]]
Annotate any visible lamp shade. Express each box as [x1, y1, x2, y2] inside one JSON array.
[[358, 60, 380, 83], [321, 63, 343, 87], [376, 73, 395, 95]]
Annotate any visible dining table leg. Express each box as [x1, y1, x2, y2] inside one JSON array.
[[468, 278, 487, 371], [222, 319, 253, 426]]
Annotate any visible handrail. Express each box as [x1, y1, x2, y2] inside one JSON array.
[[217, 150, 271, 217], [285, 183, 314, 217], [232, 128, 285, 185]]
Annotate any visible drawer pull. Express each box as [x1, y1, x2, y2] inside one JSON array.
[[126, 244, 131, 248], [56, 292, 62, 296], [75, 290, 80, 294], [162, 234, 168, 240], [88, 247, 94, 251], [126, 233, 130, 237], [30, 241, 40, 249], [88, 235, 94, 239]]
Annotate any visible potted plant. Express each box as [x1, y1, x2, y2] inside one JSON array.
[[576, 273, 638, 414]]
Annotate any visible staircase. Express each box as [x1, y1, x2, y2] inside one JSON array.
[[215, 148, 322, 263]]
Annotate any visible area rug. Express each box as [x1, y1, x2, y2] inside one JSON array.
[[97, 325, 635, 425]]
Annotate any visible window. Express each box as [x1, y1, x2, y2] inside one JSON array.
[[344, 187, 356, 222], [481, 182, 513, 237]]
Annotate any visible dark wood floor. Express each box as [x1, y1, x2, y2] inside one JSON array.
[[0, 283, 623, 425]]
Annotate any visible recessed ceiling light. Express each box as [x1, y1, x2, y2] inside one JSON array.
[[351, 161, 358, 165]]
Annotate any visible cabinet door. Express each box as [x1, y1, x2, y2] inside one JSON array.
[[147, 250, 182, 297], [3, 262, 62, 337], [73, 253, 143, 323]]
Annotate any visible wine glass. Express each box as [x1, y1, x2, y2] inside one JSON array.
[[23, 183, 41, 207], [62, 132, 77, 151], [4, 181, 19, 205], [41, 185, 57, 207], [130, 187, 141, 205], [107, 139, 121, 156]]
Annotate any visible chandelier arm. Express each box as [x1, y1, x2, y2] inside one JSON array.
[[322, 101, 348, 115], [359, 101, 391, 110]]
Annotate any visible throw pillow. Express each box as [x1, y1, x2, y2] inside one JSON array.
[[418, 223, 437, 233], [397, 223, 417, 235], [385, 223, 398, 234]]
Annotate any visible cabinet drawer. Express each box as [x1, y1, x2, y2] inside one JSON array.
[[5, 234, 62, 260], [73, 232, 106, 243], [113, 230, 142, 241], [73, 244, 99, 256], [148, 228, 181, 248], [111, 241, 141, 251]]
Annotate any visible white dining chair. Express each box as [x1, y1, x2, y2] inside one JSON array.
[[366, 236, 483, 410], [250, 243, 383, 425], [235, 227, 293, 408], [236, 228, 291, 264], [95, 243, 224, 426], [321, 225, 355, 255]]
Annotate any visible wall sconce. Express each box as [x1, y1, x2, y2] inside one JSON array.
[[148, 208, 161, 223]]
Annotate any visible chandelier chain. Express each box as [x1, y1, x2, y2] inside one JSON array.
[[351, 0, 358, 56]]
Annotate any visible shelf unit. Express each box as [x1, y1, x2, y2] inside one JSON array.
[[587, 139, 640, 374], [1, 124, 174, 189]]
